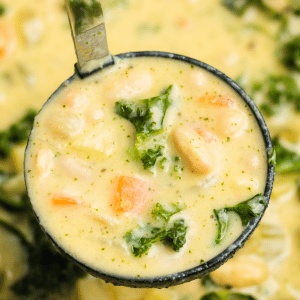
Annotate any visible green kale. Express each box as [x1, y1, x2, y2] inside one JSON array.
[[0, 170, 28, 211], [115, 85, 173, 134], [245, 75, 300, 117], [124, 224, 167, 257], [115, 85, 174, 170], [164, 219, 188, 252], [140, 145, 164, 169], [296, 177, 300, 200], [0, 3, 6, 16], [272, 137, 300, 173], [221, 0, 282, 18], [152, 202, 186, 222], [0, 109, 37, 159], [221, 0, 250, 15], [280, 36, 300, 72], [124, 202, 188, 257], [214, 194, 265, 244], [200, 291, 257, 300], [68, 0, 103, 35]]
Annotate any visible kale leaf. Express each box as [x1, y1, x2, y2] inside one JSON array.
[[115, 85, 174, 170], [124, 202, 188, 257], [151, 202, 186, 222], [0, 170, 28, 211], [214, 194, 265, 244], [280, 36, 300, 72], [272, 137, 300, 173], [0, 109, 37, 159], [221, 0, 251, 15], [115, 85, 173, 135], [243, 75, 300, 117], [200, 291, 257, 300], [0, 3, 6, 16], [124, 224, 167, 257], [68, 0, 103, 35], [164, 219, 188, 251]]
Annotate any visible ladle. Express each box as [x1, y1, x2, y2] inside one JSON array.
[[24, 0, 275, 289]]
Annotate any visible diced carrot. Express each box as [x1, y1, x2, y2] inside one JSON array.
[[177, 17, 191, 28], [112, 176, 150, 213], [0, 20, 17, 60], [199, 94, 237, 109], [52, 196, 79, 206], [190, 123, 216, 143]]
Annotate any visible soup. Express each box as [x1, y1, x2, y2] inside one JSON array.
[[25, 55, 267, 279]]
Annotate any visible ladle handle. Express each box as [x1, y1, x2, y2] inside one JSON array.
[[65, 0, 114, 77]]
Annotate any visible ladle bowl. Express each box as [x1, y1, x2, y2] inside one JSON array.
[[25, 50, 274, 288]]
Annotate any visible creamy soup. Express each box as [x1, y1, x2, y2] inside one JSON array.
[[25, 56, 267, 279]]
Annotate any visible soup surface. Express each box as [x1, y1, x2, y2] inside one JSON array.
[[25, 56, 267, 278]]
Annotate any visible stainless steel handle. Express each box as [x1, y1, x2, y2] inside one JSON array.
[[65, 0, 114, 76]]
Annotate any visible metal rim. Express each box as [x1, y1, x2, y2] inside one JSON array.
[[25, 51, 275, 288]]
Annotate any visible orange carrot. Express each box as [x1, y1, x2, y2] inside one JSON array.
[[199, 94, 237, 109], [112, 175, 150, 213], [0, 21, 16, 60], [190, 123, 216, 144], [52, 196, 79, 206]]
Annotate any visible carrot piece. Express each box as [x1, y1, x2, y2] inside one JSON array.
[[199, 94, 237, 109], [52, 196, 78, 206], [112, 176, 150, 213], [190, 123, 216, 143], [0, 20, 16, 60]]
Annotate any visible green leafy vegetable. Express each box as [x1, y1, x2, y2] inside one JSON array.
[[200, 291, 257, 300], [214, 194, 265, 244], [0, 170, 28, 211], [221, 0, 282, 18], [124, 202, 188, 257], [243, 75, 300, 117], [0, 3, 6, 16], [296, 177, 300, 200], [68, 0, 103, 35], [115, 85, 174, 169], [152, 202, 186, 222], [124, 224, 167, 257], [164, 219, 188, 251], [221, 0, 250, 15], [280, 36, 300, 72], [0, 109, 37, 159], [272, 137, 300, 173]]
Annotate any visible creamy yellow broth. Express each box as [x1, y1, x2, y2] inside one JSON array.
[[25, 55, 267, 278], [0, 0, 300, 299]]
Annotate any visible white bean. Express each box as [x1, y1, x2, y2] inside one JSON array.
[[59, 156, 92, 180], [105, 72, 152, 100], [35, 148, 54, 178], [46, 109, 84, 140], [216, 109, 248, 138], [210, 257, 269, 288], [172, 125, 216, 175]]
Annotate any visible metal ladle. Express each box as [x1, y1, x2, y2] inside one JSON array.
[[25, 0, 275, 289]]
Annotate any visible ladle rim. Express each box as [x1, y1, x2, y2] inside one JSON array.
[[25, 51, 275, 288]]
